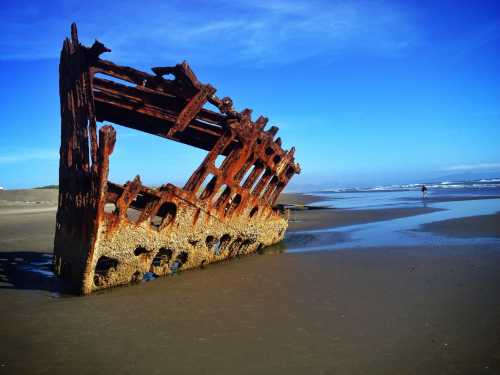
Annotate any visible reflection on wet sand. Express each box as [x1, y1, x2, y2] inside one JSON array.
[[284, 198, 500, 253]]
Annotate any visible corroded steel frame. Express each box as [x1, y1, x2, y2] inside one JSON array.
[[53, 24, 300, 294]]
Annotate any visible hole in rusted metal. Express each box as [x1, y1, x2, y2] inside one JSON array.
[[252, 168, 272, 196], [170, 251, 189, 273], [134, 246, 149, 256], [249, 206, 258, 218], [106, 126, 209, 187], [150, 215, 162, 228], [206, 235, 216, 249], [225, 194, 242, 216], [104, 202, 117, 213], [200, 176, 217, 200], [214, 155, 225, 168], [212, 185, 231, 208], [214, 234, 231, 255], [95, 256, 118, 276], [160, 73, 176, 81], [151, 202, 176, 229], [177, 251, 189, 264], [250, 171, 265, 192], [243, 160, 265, 190], [197, 174, 216, 199], [262, 176, 279, 201], [263, 177, 277, 199], [126, 207, 143, 223], [234, 155, 255, 184], [152, 248, 173, 267], [196, 173, 213, 198], [202, 100, 220, 112], [94, 72, 136, 87], [241, 165, 255, 187], [126, 193, 146, 223]]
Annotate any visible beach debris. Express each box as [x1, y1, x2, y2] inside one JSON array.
[[53, 24, 300, 294]]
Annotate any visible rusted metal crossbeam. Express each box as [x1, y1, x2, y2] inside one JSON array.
[[53, 23, 300, 294]]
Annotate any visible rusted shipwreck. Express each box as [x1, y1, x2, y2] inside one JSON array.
[[53, 24, 300, 294]]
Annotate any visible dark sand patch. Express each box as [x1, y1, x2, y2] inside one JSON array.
[[418, 212, 500, 239], [288, 206, 442, 232]]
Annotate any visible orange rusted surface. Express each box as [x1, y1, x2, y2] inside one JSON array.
[[53, 24, 300, 294]]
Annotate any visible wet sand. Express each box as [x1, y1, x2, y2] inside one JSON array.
[[418, 211, 500, 238], [401, 195, 500, 204], [278, 192, 335, 206], [288, 206, 441, 231], [1, 190, 500, 374], [2, 244, 499, 374]]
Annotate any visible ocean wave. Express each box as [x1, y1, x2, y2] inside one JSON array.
[[323, 178, 500, 193]]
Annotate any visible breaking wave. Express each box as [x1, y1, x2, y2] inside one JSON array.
[[320, 178, 500, 193]]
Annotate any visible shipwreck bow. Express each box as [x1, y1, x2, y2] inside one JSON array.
[[53, 24, 300, 294]]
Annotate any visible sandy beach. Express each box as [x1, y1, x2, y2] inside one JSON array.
[[1, 189, 500, 374]]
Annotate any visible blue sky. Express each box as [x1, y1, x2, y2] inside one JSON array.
[[1, 0, 499, 190]]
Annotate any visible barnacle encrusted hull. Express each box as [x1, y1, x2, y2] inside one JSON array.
[[53, 24, 300, 294], [89, 183, 288, 292]]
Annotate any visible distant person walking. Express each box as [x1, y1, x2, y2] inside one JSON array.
[[421, 184, 428, 199]]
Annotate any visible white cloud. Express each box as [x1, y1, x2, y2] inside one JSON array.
[[0, 0, 419, 66]]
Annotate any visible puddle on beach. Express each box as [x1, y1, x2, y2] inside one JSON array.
[[285, 195, 500, 253]]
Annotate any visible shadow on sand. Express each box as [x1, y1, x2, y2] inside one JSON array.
[[0, 251, 69, 294], [0, 248, 289, 296]]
